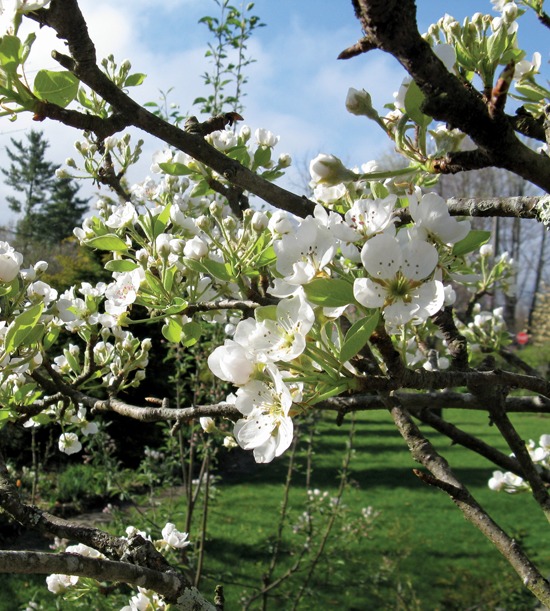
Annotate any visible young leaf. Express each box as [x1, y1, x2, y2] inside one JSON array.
[[404, 80, 432, 128], [452, 230, 491, 256], [202, 259, 233, 282], [162, 317, 183, 343], [86, 234, 129, 251], [105, 260, 140, 272], [158, 161, 193, 176], [124, 72, 147, 87], [253, 145, 271, 169], [303, 277, 354, 307], [153, 202, 172, 237], [340, 311, 379, 363], [0, 35, 22, 75], [33, 70, 79, 108], [4, 302, 44, 354], [181, 321, 202, 347]]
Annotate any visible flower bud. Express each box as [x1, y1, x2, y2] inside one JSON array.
[[278, 153, 292, 168], [255, 128, 279, 147], [251, 211, 268, 232], [209, 201, 223, 217], [480, 244, 493, 257], [239, 125, 251, 142], [345, 88, 379, 121], [309, 153, 358, 185], [34, 260, 48, 273], [223, 216, 236, 231]]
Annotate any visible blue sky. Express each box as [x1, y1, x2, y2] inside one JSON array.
[[1, 0, 548, 224]]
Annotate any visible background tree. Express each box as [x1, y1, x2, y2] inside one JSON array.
[[2, 129, 57, 247], [2, 129, 89, 251], [34, 176, 89, 246]]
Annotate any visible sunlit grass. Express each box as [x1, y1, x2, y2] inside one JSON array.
[[197, 409, 550, 609]]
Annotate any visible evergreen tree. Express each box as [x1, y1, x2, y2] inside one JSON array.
[[35, 177, 89, 246], [2, 129, 57, 242], [2, 129, 89, 246]]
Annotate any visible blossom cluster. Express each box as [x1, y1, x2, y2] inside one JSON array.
[[45, 523, 190, 608], [63, 130, 488, 464], [0, 242, 152, 454], [488, 434, 550, 493]]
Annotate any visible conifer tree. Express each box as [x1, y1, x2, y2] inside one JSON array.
[[2, 129, 89, 245]]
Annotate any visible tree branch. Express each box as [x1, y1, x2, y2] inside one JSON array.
[[382, 391, 550, 605], [344, 0, 550, 193], [27, 3, 316, 219]]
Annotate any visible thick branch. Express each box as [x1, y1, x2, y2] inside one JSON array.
[[28, 3, 315, 218], [0, 551, 184, 601], [416, 407, 550, 484], [344, 0, 550, 193], [316, 391, 550, 415]]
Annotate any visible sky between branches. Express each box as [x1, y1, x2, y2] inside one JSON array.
[[0, 0, 548, 226]]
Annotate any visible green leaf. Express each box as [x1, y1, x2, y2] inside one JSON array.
[[43, 327, 60, 350], [86, 234, 128, 251], [0, 35, 21, 75], [158, 161, 193, 176], [452, 230, 491, 256], [404, 80, 432, 128], [486, 28, 508, 67], [33, 70, 79, 107], [24, 322, 45, 346], [64, 348, 81, 374], [514, 80, 549, 103], [145, 270, 164, 295], [181, 321, 202, 347], [183, 257, 208, 274], [340, 312, 379, 363], [202, 259, 233, 282], [255, 245, 276, 267], [124, 72, 146, 87], [253, 145, 271, 169], [105, 259, 139, 272], [163, 297, 188, 315], [228, 144, 250, 166], [303, 277, 354, 308], [4, 302, 44, 354], [153, 203, 172, 237], [20, 32, 36, 64], [163, 265, 177, 292], [190, 180, 212, 197], [162, 317, 183, 343], [0, 277, 19, 296], [255, 305, 277, 322]]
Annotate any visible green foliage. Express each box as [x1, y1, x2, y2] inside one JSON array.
[[2, 130, 89, 247], [194, 0, 265, 115], [33, 70, 79, 108]]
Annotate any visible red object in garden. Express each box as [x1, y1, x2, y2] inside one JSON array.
[[516, 331, 529, 345]]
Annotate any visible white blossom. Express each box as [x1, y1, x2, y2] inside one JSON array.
[[233, 365, 294, 463], [161, 523, 191, 549], [0, 241, 23, 282], [353, 233, 444, 331], [255, 127, 279, 147], [58, 432, 82, 455], [46, 573, 78, 594]]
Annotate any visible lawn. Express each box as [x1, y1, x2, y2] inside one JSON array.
[[196, 408, 550, 610], [2, 407, 549, 610]]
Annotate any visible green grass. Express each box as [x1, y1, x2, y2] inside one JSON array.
[[195, 409, 550, 610], [2, 409, 549, 610]]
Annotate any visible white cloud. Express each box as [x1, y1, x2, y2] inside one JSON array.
[[0, 1, 409, 231]]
